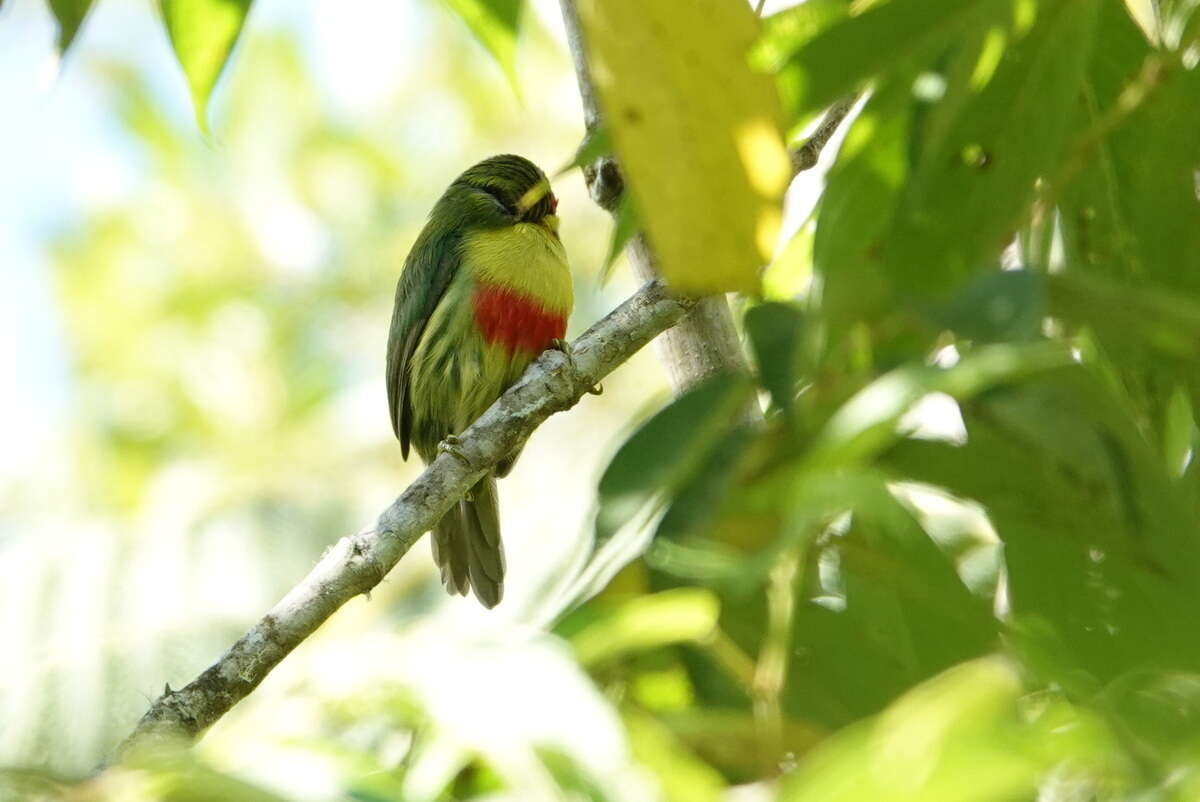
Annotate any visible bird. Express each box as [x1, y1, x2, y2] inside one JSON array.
[[386, 154, 572, 608]]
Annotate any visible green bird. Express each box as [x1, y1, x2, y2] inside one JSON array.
[[386, 154, 572, 608]]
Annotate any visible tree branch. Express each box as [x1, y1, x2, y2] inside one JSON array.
[[117, 281, 693, 756], [790, 94, 859, 174], [558, 0, 760, 411]]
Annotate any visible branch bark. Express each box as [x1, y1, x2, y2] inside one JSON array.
[[117, 281, 692, 756], [791, 95, 859, 174], [558, 0, 759, 407]]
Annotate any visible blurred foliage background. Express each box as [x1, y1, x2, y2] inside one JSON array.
[[5, 0, 1200, 800]]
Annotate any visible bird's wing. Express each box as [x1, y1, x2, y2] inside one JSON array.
[[386, 227, 462, 459]]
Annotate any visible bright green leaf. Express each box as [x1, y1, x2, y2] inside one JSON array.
[[780, 658, 1127, 802], [438, 0, 523, 89], [160, 0, 254, 132], [578, 0, 792, 294], [1164, 386, 1195, 477], [568, 588, 720, 667], [624, 710, 724, 802]]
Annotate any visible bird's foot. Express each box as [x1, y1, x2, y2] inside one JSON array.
[[437, 434, 473, 470], [549, 338, 602, 395]]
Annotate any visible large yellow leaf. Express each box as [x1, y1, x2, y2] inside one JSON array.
[[578, 0, 791, 295]]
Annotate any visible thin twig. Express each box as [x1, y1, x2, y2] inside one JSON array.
[[116, 281, 693, 757], [753, 546, 802, 772], [791, 94, 860, 174]]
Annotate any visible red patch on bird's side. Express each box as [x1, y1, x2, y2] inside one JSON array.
[[473, 284, 567, 356]]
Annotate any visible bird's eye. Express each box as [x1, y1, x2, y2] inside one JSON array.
[[478, 184, 517, 215]]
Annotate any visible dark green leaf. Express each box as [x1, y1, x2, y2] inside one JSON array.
[[935, 269, 1043, 344], [744, 301, 806, 411], [47, 0, 94, 53], [595, 374, 754, 543], [655, 426, 754, 543], [600, 192, 639, 283], [884, 0, 1100, 298]]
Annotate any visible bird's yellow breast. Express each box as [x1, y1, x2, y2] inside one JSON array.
[[461, 222, 573, 315]]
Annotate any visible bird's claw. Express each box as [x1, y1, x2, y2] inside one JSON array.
[[549, 338, 602, 395], [437, 435, 473, 469]]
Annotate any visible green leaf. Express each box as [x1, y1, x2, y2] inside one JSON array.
[[46, 0, 94, 53], [885, 0, 1100, 298], [812, 73, 913, 328], [600, 192, 638, 283], [578, 0, 792, 294], [750, 0, 849, 74], [624, 710, 725, 802], [935, 269, 1043, 344], [595, 374, 754, 543], [1059, 5, 1200, 297], [160, 0, 254, 132], [1163, 385, 1194, 477], [438, 0, 523, 89], [566, 588, 720, 667], [556, 125, 611, 177], [806, 342, 1071, 470], [744, 301, 806, 412], [780, 658, 1128, 802], [655, 427, 754, 543], [775, 0, 1006, 128]]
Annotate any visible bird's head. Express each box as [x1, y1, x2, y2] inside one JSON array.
[[445, 154, 560, 234]]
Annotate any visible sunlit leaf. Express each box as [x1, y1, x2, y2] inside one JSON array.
[[779, 658, 1128, 802], [578, 0, 791, 293], [775, 0, 1007, 128], [160, 0, 254, 132], [624, 710, 724, 802], [567, 588, 720, 667], [750, 0, 849, 75], [438, 0, 523, 88]]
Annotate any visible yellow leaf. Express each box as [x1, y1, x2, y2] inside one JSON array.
[[578, 0, 791, 295]]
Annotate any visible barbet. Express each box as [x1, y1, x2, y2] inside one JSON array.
[[386, 155, 572, 608]]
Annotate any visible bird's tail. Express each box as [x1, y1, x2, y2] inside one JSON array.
[[430, 475, 505, 608]]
